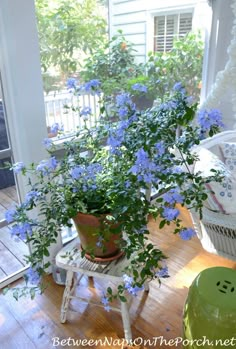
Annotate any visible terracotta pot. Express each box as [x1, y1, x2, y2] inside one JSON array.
[[132, 95, 154, 111], [72, 212, 122, 259]]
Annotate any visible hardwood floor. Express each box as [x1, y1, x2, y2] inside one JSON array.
[[0, 208, 235, 349]]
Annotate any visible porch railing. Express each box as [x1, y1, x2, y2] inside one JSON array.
[[44, 91, 101, 136]]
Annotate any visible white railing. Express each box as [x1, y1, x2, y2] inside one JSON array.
[[44, 90, 101, 136]]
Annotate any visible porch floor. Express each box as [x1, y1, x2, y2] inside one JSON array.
[[0, 186, 29, 282]]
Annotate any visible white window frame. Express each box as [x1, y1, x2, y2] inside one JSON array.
[[146, 7, 194, 57], [0, 0, 63, 287], [153, 11, 193, 52]]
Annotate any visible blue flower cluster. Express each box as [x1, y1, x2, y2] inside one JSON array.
[[156, 265, 169, 278], [70, 163, 103, 192], [123, 274, 144, 296], [197, 109, 224, 132], [12, 162, 25, 174], [10, 222, 32, 240], [163, 188, 184, 205], [5, 208, 17, 223], [26, 267, 41, 286], [179, 228, 196, 240], [162, 207, 180, 221], [131, 83, 148, 93], [50, 122, 64, 134], [130, 148, 157, 183], [36, 157, 58, 175], [25, 190, 42, 205], [101, 294, 111, 312], [42, 138, 53, 149]]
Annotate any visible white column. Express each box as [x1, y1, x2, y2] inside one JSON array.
[[202, 0, 235, 129], [0, 0, 62, 265], [0, 0, 48, 201]]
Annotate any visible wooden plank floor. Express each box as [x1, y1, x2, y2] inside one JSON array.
[[0, 208, 235, 349], [0, 186, 29, 282]]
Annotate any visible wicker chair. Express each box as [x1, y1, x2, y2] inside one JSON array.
[[189, 130, 236, 261]]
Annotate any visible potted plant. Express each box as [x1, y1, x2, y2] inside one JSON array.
[[4, 80, 224, 305], [80, 31, 143, 98], [126, 75, 158, 110]]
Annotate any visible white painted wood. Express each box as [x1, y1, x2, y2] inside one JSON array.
[[116, 22, 146, 34], [0, 0, 63, 270], [120, 300, 132, 342], [56, 238, 151, 340], [202, 0, 234, 129], [113, 11, 147, 25], [0, 0, 47, 202]]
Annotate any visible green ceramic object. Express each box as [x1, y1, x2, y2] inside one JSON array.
[[183, 267, 236, 349]]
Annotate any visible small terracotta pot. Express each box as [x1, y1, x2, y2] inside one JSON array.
[[72, 212, 122, 259]]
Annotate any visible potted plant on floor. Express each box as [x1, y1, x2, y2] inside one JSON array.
[[4, 80, 224, 304]]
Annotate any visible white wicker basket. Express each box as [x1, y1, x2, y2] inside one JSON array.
[[189, 130, 236, 261], [190, 207, 236, 261]]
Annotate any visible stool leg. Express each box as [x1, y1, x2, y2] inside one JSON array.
[[60, 270, 74, 323], [144, 281, 150, 292], [120, 301, 132, 342]]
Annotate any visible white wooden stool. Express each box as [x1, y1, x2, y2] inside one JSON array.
[[56, 238, 149, 341]]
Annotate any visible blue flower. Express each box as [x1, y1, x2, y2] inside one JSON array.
[[173, 82, 185, 93], [50, 122, 63, 134], [66, 78, 77, 90], [179, 228, 196, 240], [101, 295, 109, 305], [197, 109, 224, 131], [118, 106, 128, 118], [25, 267, 41, 285], [130, 148, 157, 183], [36, 157, 57, 175], [42, 138, 53, 149], [5, 208, 17, 223], [96, 236, 104, 248], [10, 222, 32, 240], [12, 162, 25, 174], [25, 190, 42, 204], [107, 135, 122, 150], [48, 157, 58, 170], [70, 166, 84, 180], [162, 207, 180, 221], [156, 266, 169, 278], [101, 295, 111, 311], [116, 93, 132, 107], [80, 106, 92, 117], [82, 79, 101, 95], [131, 83, 148, 93], [155, 141, 166, 156], [163, 189, 184, 205]]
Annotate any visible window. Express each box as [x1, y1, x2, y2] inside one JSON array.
[[154, 12, 193, 52]]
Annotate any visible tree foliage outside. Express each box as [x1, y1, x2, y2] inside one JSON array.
[[35, 0, 107, 92], [80, 31, 143, 96], [146, 32, 204, 102], [80, 31, 204, 103]]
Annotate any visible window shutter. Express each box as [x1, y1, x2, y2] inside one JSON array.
[[179, 13, 192, 36], [154, 12, 193, 53], [166, 15, 175, 52], [154, 16, 165, 52]]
